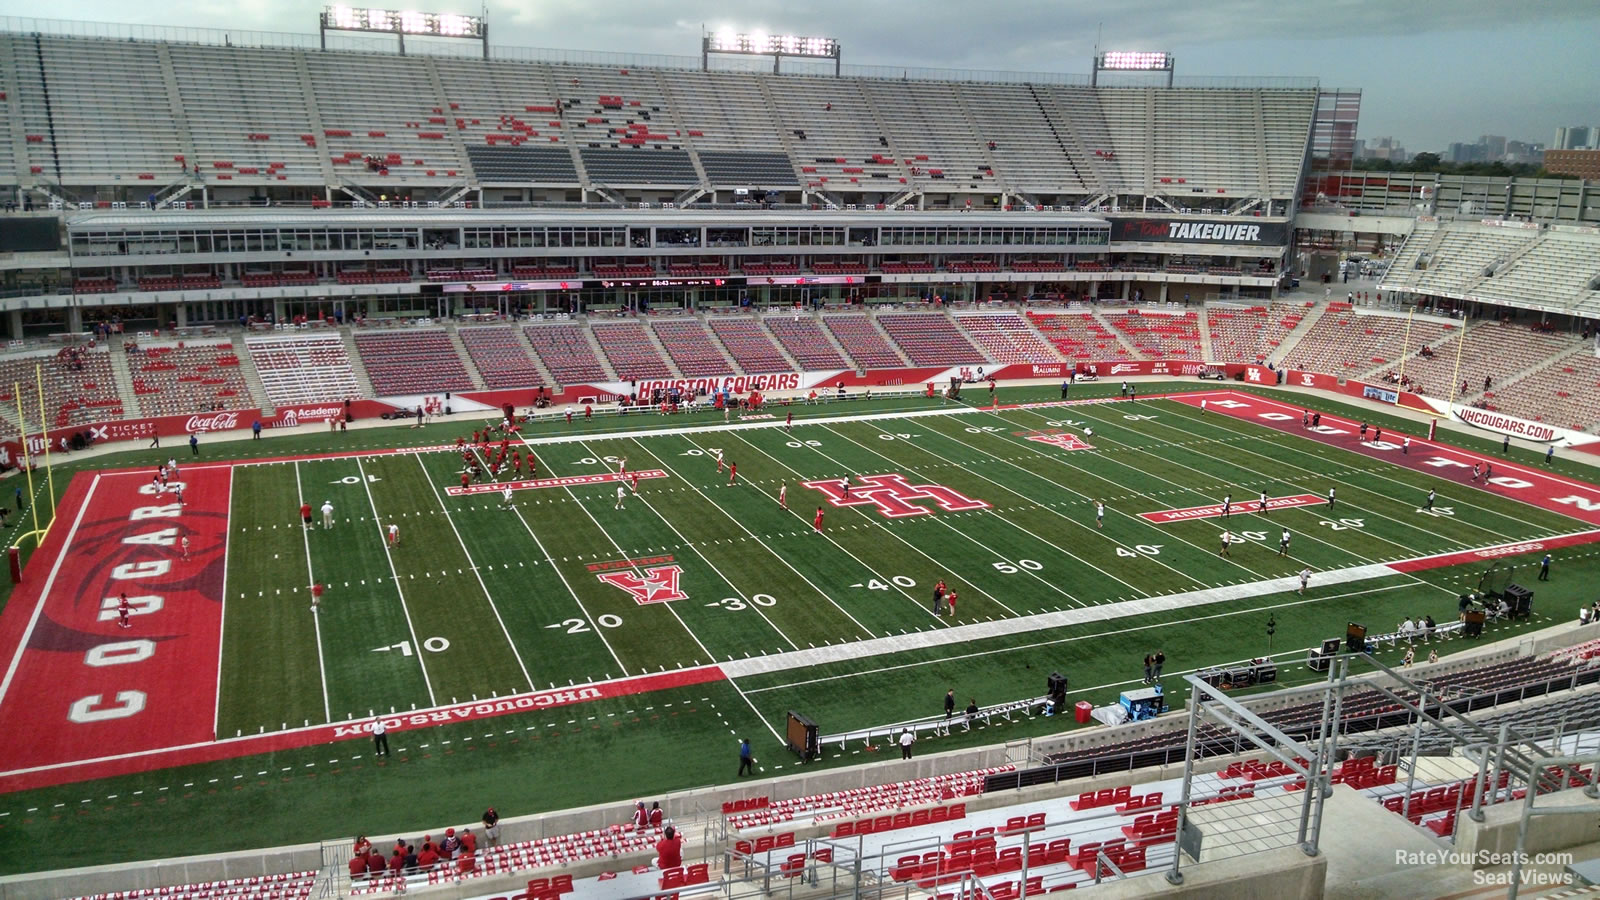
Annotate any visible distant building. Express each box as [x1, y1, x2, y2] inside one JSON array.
[[1553, 126, 1598, 150], [1356, 135, 1408, 162], [1479, 135, 1507, 159], [1544, 150, 1600, 180]]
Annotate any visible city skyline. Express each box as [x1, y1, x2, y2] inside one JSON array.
[[11, 0, 1598, 153]]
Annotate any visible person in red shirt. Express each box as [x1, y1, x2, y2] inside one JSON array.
[[945, 591, 958, 618], [630, 471, 639, 493], [785, 410, 793, 432], [728, 462, 737, 485], [365, 850, 386, 878], [631, 800, 648, 831], [584, 404, 593, 420], [455, 436, 466, 448], [460, 470, 470, 489], [300, 502, 312, 530], [348, 853, 368, 880], [310, 582, 324, 611], [653, 825, 683, 869], [458, 828, 477, 855], [472, 429, 481, 445], [416, 842, 439, 871], [387, 849, 405, 876], [456, 849, 476, 874], [648, 802, 664, 827], [813, 507, 825, 532]]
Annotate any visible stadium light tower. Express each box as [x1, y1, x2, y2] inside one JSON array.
[[1092, 50, 1174, 86], [320, 6, 488, 58], [703, 29, 841, 76]]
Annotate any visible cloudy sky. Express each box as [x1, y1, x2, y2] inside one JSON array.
[[10, 0, 1597, 151]]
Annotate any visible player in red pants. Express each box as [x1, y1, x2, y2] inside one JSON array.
[[728, 462, 737, 485], [813, 507, 825, 533]]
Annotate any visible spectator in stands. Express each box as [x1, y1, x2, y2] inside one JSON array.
[[348, 851, 369, 881], [653, 825, 683, 870], [401, 843, 419, 873], [440, 828, 460, 858], [481, 807, 500, 846], [416, 841, 440, 871], [631, 801, 649, 831], [388, 847, 406, 876], [649, 802, 664, 827], [964, 698, 978, 731], [458, 827, 476, 856], [365, 848, 386, 879]]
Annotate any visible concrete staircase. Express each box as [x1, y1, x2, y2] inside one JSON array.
[[638, 320, 683, 379], [231, 336, 274, 414], [751, 314, 803, 372], [509, 323, 559, 388], [1195, 307, 1215, 363], [445, 324, 488, 390], [688, 315, 741, 375], [946, 311, 999, 367], [107, 341, 142, 418], [340, 328, 378, 398], [815, 312, 868, 372], [578, 321, 618, 381], [1087, 307, 1145, 360], [1268, 301, 1330, 368]]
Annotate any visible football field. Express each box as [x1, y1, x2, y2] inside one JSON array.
[[4, 383, 1600, 870]]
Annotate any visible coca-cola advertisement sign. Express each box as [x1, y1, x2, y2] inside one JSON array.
[[185, 411, 241, 433]]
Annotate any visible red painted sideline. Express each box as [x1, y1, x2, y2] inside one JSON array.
[[1389, 530, 1600, 573], [0, 666, 725, 793], [1140, 493, 1326, 523], [0, 468, 231, 780], [1168, 391, 1600, 527]]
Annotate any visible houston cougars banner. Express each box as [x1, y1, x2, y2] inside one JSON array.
[[1075, 360, 1207, 378]]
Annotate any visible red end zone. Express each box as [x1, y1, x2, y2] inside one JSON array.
[[1171, 391, 1600, 526], [0, 467, 231, 781]]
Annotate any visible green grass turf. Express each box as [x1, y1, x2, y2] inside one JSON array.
[[0, 380, 1594, 874]]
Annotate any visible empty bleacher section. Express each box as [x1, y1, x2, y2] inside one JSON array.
[[2, 31, 1318, 205], [1380, 322, 1576, 401], [464, 145, 578, 183], [1466, 350, 1600, 432], [168, 44, 321, 186], [766, 317, 849, 370], [303, 53, 466, 185], [129, 342, 249, 416], [825, 315, 905, 369], [956, 314, 1061, 364], [651, 320, 729, 377], [591, 322, 672, 380], [457, 326, 542, 390], [245, 333, 362, 406], [709, 319, 792, 373], [65, 870, 318, 900], [1206, 302, 1308, 363], [0, 348, 120, 436], [1025, 311, 1134, 361], [1279, 305, 1452, 377], [876, 313, 986, 366], [353, 330, 473, 395], [22, 36, 182, 185], [579, 148, 697, 185], [696, 151, 799, 186], [523, 324, 609, 384], [1106, 309, 1202, 359]]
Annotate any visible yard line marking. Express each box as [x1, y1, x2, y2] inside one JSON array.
[[623, 436, 877, 640], [1177, 392, 1561, 534], [947, 404, 1390, 569], [356, 458, 437, 707], [292, 462, 332, 724], [574, 441, 800, 652], [212, 465, 236, 737], [0, 474, 100, 709], [710, 431, 952, 624], [722, 560, 1399, 679], [829, 421, 1161, 602], [520, 445, 728, 677], [412, 454, 535, 693], [819, 423, 1097, 606]]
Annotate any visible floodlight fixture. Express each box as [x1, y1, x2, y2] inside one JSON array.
[[703, 29, 841, 75], [319, 5, 488, 58], [1092, 50, 1174, 86]]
